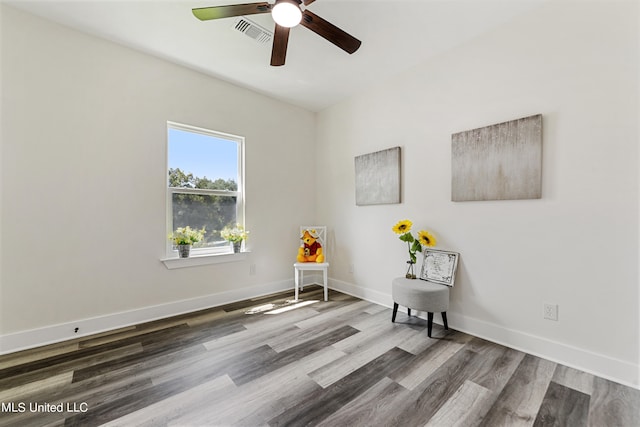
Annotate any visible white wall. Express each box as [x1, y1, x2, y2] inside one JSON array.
[[0, 5, 316, 348], [317, 0, 639, 387], [1, 0, 638, 389]]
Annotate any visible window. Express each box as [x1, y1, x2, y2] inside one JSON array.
[[167, 122, 244, 257]]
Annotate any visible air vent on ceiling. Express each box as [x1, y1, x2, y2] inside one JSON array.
[[232, 17, 273, 45]]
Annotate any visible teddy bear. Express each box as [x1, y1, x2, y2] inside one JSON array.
[[297, 229, 325, 263]]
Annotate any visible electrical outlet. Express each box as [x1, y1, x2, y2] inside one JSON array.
[[249, 264, 256, 275], [348, 263, 354, 274], [543, 303, 558, 321]]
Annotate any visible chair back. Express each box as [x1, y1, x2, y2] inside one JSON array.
[[299, 226, 327, 261]]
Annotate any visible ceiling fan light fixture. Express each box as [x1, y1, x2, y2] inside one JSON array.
[[271, 0, 302, 28]]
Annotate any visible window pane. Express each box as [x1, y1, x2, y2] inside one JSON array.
[[168, 128, 238, 187], [172, 193, 237, 248]]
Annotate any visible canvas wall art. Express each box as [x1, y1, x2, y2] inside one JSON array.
[[355, 146, 401, 206], [451, 114, 542, 201]]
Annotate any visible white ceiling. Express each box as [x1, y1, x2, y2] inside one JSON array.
[[6, 0, 546, 111]]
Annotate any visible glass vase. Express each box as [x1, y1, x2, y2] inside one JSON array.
[[406, 260, 416, 279]]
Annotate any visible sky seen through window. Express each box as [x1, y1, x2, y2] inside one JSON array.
[[168, 128, 238, 182]]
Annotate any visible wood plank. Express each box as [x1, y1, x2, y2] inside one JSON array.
[[64, 364, 234, 425], [69, 321, 240, 383], [293, 299, 372, 329], [480, 354, 556, 427], [390, 349, 483, 425], [188, 364, 322, 426], [265, 312, 369, 352], [467, 339, 526, 393], [0, 342, 144, 389], [204, 323, 301, 361], [242, 306, 320, 331], [426, 380, 495, 427], [99, 374, 236, 427], [533, 381, 590, 427], [588, 376, 640, 427], [308, 325, 416, 388], [228, 325, 359, 386], [0, 342, 80, 370], [552, 364, 595, 396], [316, 377, 411, 427], [390, 334, 468, 391], [269, 347, 414, 426], [0, 375, 154, 427], [0, 371, 73, 402], [187, 346, 345, 426], [397, 326, 455, 355]]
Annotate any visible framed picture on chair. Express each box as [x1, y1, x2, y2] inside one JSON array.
[[419, 249, 460, 287]]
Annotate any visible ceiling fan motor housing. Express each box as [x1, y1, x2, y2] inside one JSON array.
[[271, 0, 303, 28]]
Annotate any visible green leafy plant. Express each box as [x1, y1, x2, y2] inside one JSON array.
[[220, 223, 249, 243], [169, 226, 206, 245]]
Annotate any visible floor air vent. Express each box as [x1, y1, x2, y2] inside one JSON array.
[[232, 17, 272, 45]]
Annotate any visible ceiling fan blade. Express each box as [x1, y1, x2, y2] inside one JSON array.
[[271, 25, 290, 66], [300, 10, 361, 54], [303, 0, 317, 5], [192, 2, 271, 21]]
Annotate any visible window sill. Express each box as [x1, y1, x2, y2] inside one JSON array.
[[161, 251, 249, 270]]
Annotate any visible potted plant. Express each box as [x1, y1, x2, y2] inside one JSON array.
[[221, 223, 249, 253], [169, 226, 206, 258], [392, 219, 436, 278]]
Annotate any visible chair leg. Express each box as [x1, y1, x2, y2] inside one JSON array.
[[323, 268, 328, 302], [427, 312, 434, 337], [392, 303, 398, 322], [407, 308, 412, 317], [442, 312, 448, 330], [299, 270, 304, 292], [294, 268, 299, 301]]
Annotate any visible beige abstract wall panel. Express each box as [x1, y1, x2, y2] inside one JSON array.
[[451, 114, 542, 201], [355, 146, 401, 206]]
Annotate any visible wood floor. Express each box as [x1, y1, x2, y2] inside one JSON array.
[[1, 287, 638, 427]]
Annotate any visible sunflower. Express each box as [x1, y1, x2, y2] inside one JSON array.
[[392, 219, 412, 235], [418, 230, 437, 247]]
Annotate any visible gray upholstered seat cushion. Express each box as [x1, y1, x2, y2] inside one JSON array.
[[392, 277, 449, 313]]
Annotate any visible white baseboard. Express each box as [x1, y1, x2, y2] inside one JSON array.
[[329, 278, 640, 390], [329, 278, 394, 308], [0, 279, 293, 355]]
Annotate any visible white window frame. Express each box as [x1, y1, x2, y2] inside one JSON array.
[[165, 121, 245, 259]]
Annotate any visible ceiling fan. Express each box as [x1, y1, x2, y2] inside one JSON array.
[[192, 0, 362, 66]]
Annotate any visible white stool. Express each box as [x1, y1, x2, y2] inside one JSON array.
[[391, 277, 449, 337]]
